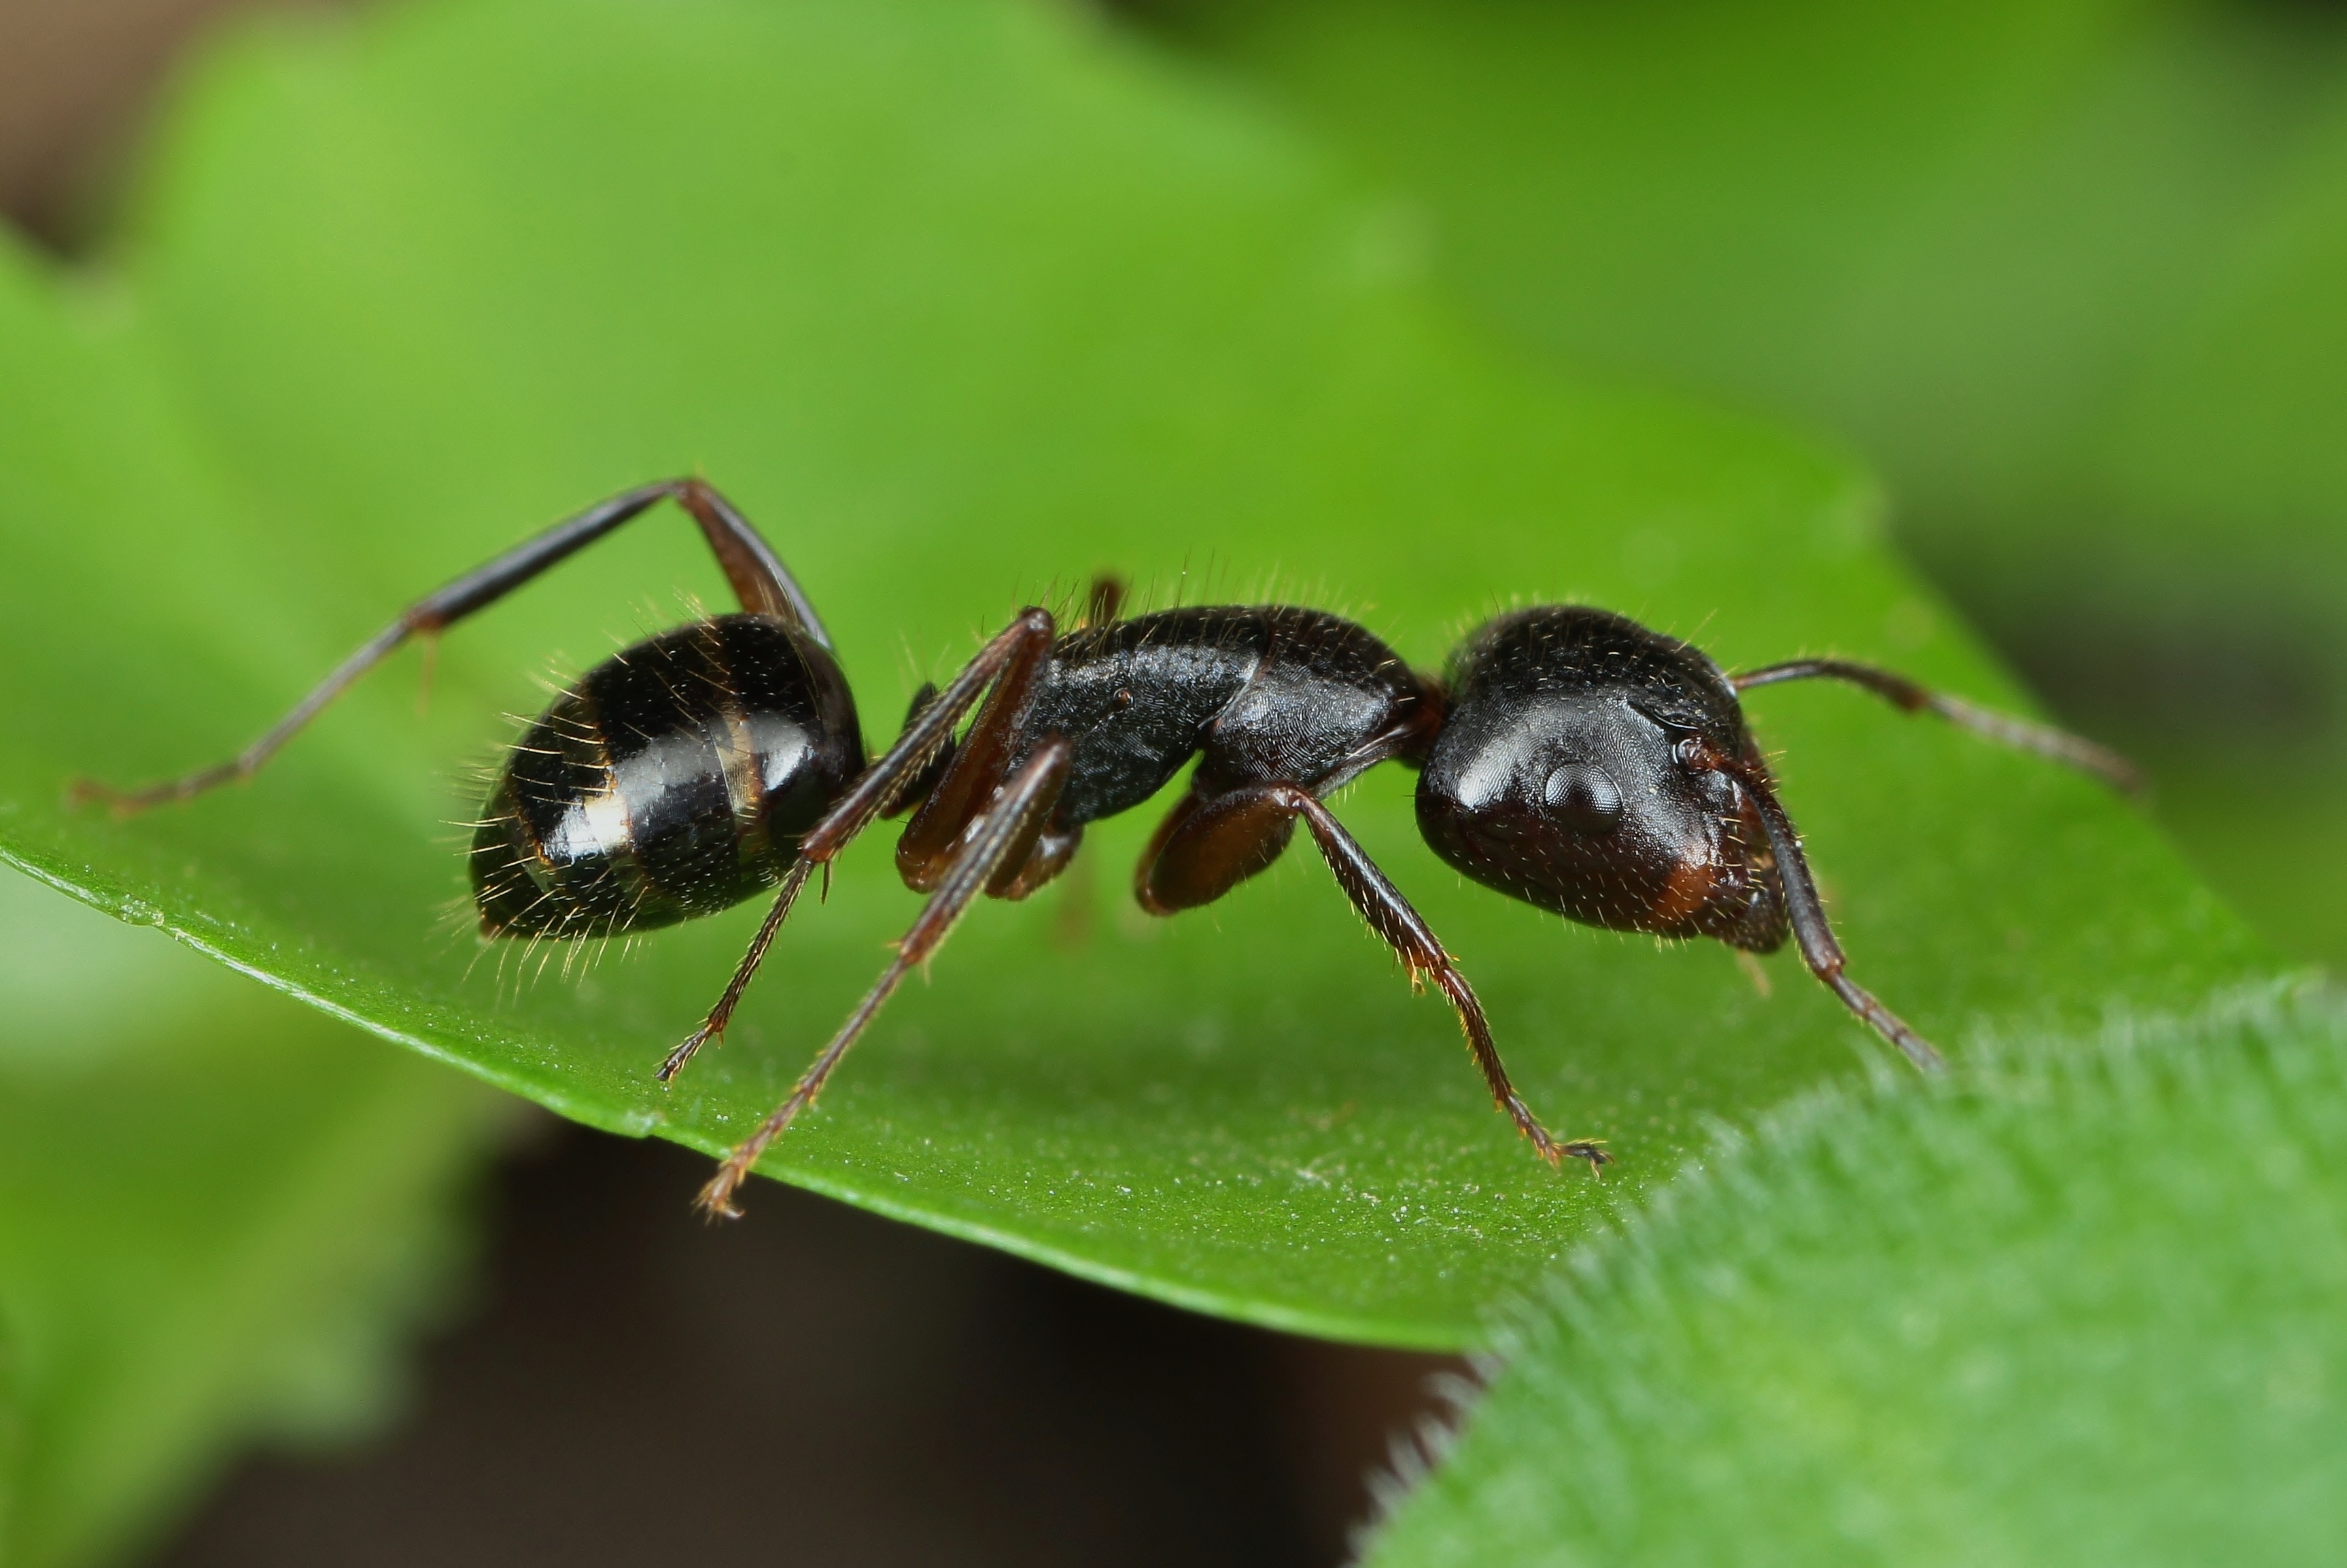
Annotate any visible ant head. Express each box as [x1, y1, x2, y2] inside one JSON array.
[[1415, 608, 1786, 949], [1415, 691, 1732, 933]]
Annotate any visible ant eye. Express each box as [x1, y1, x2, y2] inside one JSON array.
[[1542, 763, 1624, 834]]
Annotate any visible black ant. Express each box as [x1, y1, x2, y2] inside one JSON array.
[[76, 481, 2140, 1216]]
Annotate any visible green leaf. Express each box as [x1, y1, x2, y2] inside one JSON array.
[[1362, 986, 2347, 1565], [0, 867, 504, 1568], [0, 0, 2260, 1346]]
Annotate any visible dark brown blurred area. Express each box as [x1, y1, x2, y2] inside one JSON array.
[[158, 1130, 1457, 1568], [0, 3, 1460, 1563], [0, 0, 276, 246]]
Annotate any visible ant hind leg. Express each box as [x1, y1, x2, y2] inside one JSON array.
[[658, 606, 1059, 1086], [695, 737, 1074, 1219], [71, 478, 829, 815]]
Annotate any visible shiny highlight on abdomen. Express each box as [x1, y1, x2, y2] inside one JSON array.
[[471, 614, 860, 938]]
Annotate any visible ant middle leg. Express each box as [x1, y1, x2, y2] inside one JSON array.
[[655, 606, 1059, 1084], [696, 737, 1075, 1218], [1731, 658, 2142, 794], [72, 478, 827, 816], [1135, 784, 1607, 1173]]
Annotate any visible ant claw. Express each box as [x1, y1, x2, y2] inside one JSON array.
[[657, 1028, 717, 1084], [693, 1168, 748, 1221]]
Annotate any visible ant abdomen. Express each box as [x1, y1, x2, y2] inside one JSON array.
[[471, 614, 862, 939]]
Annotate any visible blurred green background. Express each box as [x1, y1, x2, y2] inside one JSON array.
[[1, 0, 2342, 1563]]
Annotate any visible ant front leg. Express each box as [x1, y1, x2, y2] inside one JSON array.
[[655, 606, 1058, 1083], [1732, 659, 2143, 794], [1136, 783, 1607, 1174], [1683, 738, 1944, 1074], [696, 737, 1075, 1218], [73, 478, 829, 814]]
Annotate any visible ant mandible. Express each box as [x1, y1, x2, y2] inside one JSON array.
[[77, 481, 2140, 1216]]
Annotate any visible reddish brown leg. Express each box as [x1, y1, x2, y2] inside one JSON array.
[[1274, 790, 1605, 1172], [892, 611, 1060, 890], [996, 826, 1083, 901], [656, 862, 813, 1083], [878, 683, 953, 822], [1732, 659, 2142, 794], [797, 609, 1056, 869], [696, 737, 1075, 1219], [1133, 788, 1296, 915], [1689, 741, 1945, 1073], [71, 478, 827, 815], [656, 608, 1058, 1084], [1135, 783, 1605, 1173]]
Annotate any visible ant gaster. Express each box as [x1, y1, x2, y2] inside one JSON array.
[[77, 481, 2140, 1216]]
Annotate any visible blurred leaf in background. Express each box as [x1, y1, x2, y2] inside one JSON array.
[[0, 867, 506, 1568], [0, 0, 2257, 1352], [1361, 985, 2347, 1565], [1134, 0, 2347, 964]]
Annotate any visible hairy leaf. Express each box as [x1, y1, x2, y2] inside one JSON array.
[[1365, 989, 2347, 1565]]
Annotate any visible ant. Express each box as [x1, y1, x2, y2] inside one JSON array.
[[77, 481, 2140, 1217]]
